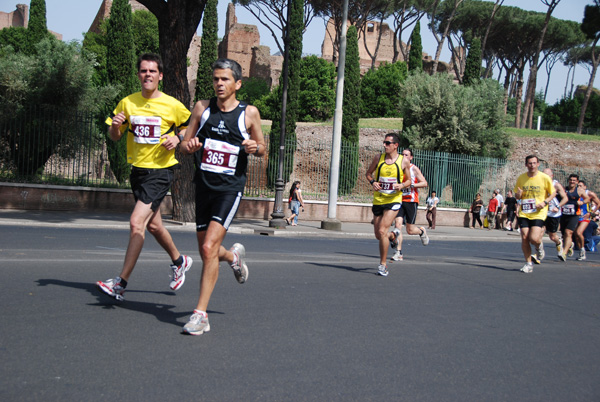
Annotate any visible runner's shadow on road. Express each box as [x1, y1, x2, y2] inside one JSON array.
[[36, 278, 222, 328], [307, 262, 375, 275], [335, 251, 377, 259], [452, 262, 521, 272]]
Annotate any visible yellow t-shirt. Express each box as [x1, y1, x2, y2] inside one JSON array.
[[106, 92, 191, 169], [514, 171, 554, 220], [373, 153, 404, 206]]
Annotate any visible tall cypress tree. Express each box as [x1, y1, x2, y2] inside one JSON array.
[[267, 0, 303, 188], [408, 21, 423, 73], [105, 0, 137, 183], [27, 0, 49, 54], [340, 25, 360, 195], [194, 0, 218, 102], [463, 37, 482, 86]]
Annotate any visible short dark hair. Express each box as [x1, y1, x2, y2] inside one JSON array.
[[525, 155, 538, 164], [431, 191, 437, 194], [569, 173, 579, 181], [212, 58, 243, 82], [384, 132, 400, 144], [403, 148, 413, 156], [137, 53, 163, 73], [579, 179, 587, 186]]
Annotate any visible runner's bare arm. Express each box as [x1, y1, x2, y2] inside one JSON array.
[[366, 155, 381, 191], [180, 100, 209, 154], [413, 166, 428, 189], [108, 112, 127, 142], [242, 105, 265, 157]]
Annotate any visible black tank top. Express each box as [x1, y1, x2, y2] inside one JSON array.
[[193, 98, 250, 192]]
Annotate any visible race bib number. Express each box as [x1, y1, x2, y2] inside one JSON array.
[[200, 138, 239, 176], [561, 204, 575, 215], [131, 115, 162, 144], [378, 177, 397, 194], [521, 198, 537, 214], [402, 186, 412, 196]]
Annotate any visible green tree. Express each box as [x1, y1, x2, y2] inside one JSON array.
[[105, 0, 138, 184], [400, 72, 509, 158], [408, 20, 423, 72], [296, 56, 336, 121], [237, 77, 270, 105], [267, 0, 303, 188], [340, 25, 361, 195], [136, 0, 207, 222], [577, 0, 600, 134], [82, 20, 108, 87], [195, 0, 218, 102], [0, 27, 30, 54], [0, 39, 118, 176], [463, 37, 482, 86], [132, 10, 160, 55], [28, 0, 50, 53], [360, 61, 408, 118]]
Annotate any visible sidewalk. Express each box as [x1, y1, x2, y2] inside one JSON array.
[[0, 209, 521, 242]]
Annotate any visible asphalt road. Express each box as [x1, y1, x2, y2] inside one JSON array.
[[1, 225, 599, 401]]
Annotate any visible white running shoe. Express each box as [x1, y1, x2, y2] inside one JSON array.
[[567, 243, 574, 257], [520, 264, 533, 273], [536, 243, 545, 261], [378, 264, 389, 276], [230, 243, 249, 284], [531, 254, 541, 265], [420, 228, 429, 246], [182, 312, 210, 335], [577, 249, 586, 261], [96, 277, 125, 301], [391, 250, 403, 261], [169, 255, 193, 291]]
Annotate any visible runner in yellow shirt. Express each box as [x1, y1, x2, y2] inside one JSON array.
[[365, 133, 411, 276], [96, 53, 193, 301], [513, 155, 556, 273]]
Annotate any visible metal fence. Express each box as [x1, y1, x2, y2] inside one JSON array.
[[2, 107, 599, 208]]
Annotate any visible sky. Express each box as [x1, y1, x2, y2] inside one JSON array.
[[0, 0, 595, 105]]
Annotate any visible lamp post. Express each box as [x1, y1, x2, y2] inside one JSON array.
[[269, 0, 293, 228], [321, 0, 349, 232]]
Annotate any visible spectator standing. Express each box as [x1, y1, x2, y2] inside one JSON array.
[[286, 181, 305, 226], [504, 190, 518, 231], [426, 191, 439, 229], [469, 193, 484, 228], [487, 191, 499, 230], [495, 189, 505, 229]]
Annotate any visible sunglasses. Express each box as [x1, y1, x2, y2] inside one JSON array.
[[383, 141, 397, 146]]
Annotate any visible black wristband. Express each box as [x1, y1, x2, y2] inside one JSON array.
[[369, 179, 375, 185]]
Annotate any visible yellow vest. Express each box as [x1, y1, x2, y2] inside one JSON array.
[[373, 153, 404, 206]]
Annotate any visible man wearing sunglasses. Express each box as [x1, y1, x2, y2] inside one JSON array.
[[366, 133, 411, 276]]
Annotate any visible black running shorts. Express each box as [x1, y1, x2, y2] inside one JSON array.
[[130, 166, 176, 212], [372, 203, 401, 217], [396, 202, 418, 224], [195, 188, 242, 231], [544, 216, 560, 233]]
